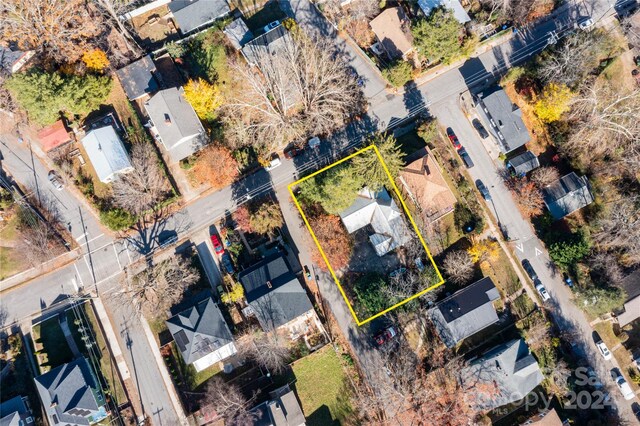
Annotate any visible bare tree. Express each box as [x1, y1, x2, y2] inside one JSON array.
[[443, 250, 474, 285], [111, 143, 169, 216], [537, 32, 603, 87], [589, 251, 625, 284], [530, 166, 559, 188], [593, 198, 640, 267], [16, 209, 64, 266], [225, 31, 363, 153], [0, 0, 102, 64], [566, 85, 640, 176], [545, 359, 572, 396], [203, 378, 256, 426], [240, 330, 290, 375], [92, 0, 141, 55], [524, 315, 551, 351], [480, 0, 510, 21], [119, 256, 199, 317]]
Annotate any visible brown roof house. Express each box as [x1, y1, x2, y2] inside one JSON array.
[[399, 149, 457, 223], [370, 7, 414, 60]]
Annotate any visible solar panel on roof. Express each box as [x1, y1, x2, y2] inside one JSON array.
[[174, 330, 189, 352]]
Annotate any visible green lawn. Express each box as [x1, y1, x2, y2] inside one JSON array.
[[291, 346, 353, 426], [66, 304, 128, 405], [32, 317, 74, 372]]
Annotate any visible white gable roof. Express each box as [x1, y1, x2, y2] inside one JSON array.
[[81, 126, 133, 183], [340, 188, 411, 256]]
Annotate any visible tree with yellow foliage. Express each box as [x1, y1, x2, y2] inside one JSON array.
[[534, 83, 574, 123], [183, 78, 223, 122], [467, 239, 500, 263], [82, 49, 110, 72]]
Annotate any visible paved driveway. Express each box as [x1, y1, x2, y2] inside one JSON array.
[[430, 97, 638, 421]]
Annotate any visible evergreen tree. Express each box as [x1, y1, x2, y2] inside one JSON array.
[[352, 134, 404, 192], [6, 70, 111, 125], [411, 8, 463, 64]]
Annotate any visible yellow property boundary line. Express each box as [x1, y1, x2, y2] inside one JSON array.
[[287, 144, 445, 326]]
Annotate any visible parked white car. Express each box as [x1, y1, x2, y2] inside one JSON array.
[[265, 156, 282, 171], [578, 17, 595, 31], [535, 283, 550, 302], [308, 136, 321, 149], [615, 374, 635, 400], [596, 341, 613, 361]]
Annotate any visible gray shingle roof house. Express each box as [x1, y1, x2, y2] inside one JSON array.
[[507, 151, 540, 176], [461, 339, 544, 410], [241, 24, 291, 67], [615, 270, 640, 327], [224, 18, 254, 50], [169, 0, 231, 35], [251, 385, 306, 426], [81, 126, 133, 183], [115, 55, 159, 100], [418, 0, 471, 24], [166, 298, 237, 372], [34, 357, 108, 426], [238, 252, 314, 332], [0, 46, 34, 74], [429, 277, 500, 348], [543, 172, 594, 219], [340, 187, 412, 257], [144, 87, 206, 163], [0, 396, 34, 426], [476, 85, 531, 153]]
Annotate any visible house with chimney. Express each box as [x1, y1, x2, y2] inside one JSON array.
[[34, 357, 108, 426], [238, 251, 320, 340], [429, 277, 501, 348], [461, 339, 544, 410], [144, 87, 206, 163], [166, 298, 237, 372]]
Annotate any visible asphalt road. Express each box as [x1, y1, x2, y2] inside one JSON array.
[[430, 98, 638, 420]]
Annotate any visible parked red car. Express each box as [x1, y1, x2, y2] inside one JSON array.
[[447, 127, 462, 150], [284, 145, 304, 159], [210, 234, 224, 255], [374, 326, 398, 347]]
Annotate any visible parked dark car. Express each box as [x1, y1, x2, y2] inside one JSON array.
[[284, 145, 304, 159], [446, 127, 462, 150], [374, 326, 398, 347], [221, 253, 235, 274], [458, 148, 474, 168], [475, 179, 491, 200], [521, 259, 538, 281], [472, 119, 489, 138]]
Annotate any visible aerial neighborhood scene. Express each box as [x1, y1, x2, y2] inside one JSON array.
[[1, 0, 640, 425]]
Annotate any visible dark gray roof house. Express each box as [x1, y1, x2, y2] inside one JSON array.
[[115, 55, 159, 100], [224, 18, 254, 50], [241, 25, 291, 67], [169, 0, 231, 35], [429, 277, 500, 348], [251, 385, 306, 426], [34, 357, 108, 426], [239, 252, 314, 332], [0, 396, 34, 426], [0, 45, 34, 74], [615, 270, 640, 327], [144, 87, 206, 163], [507, 151, 540, 175], [476, 85, 531, 153], [166, 298, 237, 372], [461, 339, 544, 410], [543, 172, 594, 219]]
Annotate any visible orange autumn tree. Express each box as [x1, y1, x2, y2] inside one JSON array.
[[82, 49, 110, 72], [507, 176, 545, 218], [193, 145, 239, 189], [309, 214, 353, 270]]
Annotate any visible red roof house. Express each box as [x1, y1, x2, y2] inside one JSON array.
[[37, 121, 72, 152]]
